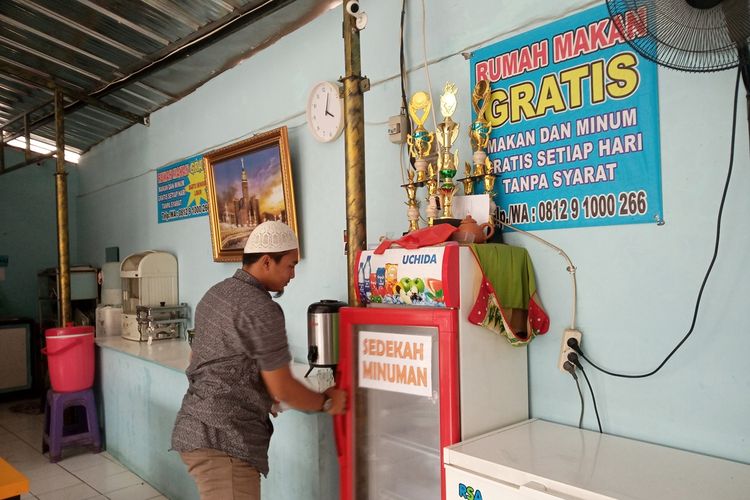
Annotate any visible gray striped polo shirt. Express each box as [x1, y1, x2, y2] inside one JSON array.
[[171, 269, 292, 475]]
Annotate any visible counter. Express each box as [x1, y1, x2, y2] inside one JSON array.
[[95, 336, 191, 372], [95, 336, 338, 500]]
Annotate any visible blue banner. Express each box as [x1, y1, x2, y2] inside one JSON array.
[[470, 4, 662, 230], [156, 155, 208, 223]]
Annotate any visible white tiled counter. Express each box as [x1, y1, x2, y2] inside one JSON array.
[[95, 336, 338, 500], [95, 335, 332, 388], [95, 336, 191, 372]]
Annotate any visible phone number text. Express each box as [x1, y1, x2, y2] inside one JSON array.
[[499, 190, 648, 225]]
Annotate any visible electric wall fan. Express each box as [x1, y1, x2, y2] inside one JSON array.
[[606, 0, 750, 137], [606, 0, 750, 73]]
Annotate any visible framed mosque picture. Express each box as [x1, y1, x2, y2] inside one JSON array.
[[204, 126, 299, 262]]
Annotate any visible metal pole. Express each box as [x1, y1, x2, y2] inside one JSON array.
[[23, 114, 30, 161], [54, 88, 72, 326], [0, 129, 5, 174], [342, 4, 368, 306]]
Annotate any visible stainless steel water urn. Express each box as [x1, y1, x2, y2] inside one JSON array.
[[306, 300, 347, 376]]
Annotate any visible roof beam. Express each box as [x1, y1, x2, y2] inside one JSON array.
[[0, 148, 56, 176], [72, 0, 172, 46], [0, 72, 53, 94], [0, 63, 149, 141], [139, 0, 203, 31], [0, 0, 296, 161], [82, 0, 297, 99], [0, 35, 107, 83], [4, 0, 294, 137], [12, 0, 146, 58], [0, 14, 122, 71]]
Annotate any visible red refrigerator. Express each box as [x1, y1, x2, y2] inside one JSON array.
[[335, 244, 529, 500]]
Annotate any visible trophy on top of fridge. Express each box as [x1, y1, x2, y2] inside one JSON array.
[[402, 80, 498, 233]]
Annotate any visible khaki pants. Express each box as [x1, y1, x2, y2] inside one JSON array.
[[180, 448, 260, 500]]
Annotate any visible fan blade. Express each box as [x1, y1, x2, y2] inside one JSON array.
[[606, 0, 750, 72]]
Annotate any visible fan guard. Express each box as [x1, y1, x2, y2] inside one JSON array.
[[606, 0, 750, 72]]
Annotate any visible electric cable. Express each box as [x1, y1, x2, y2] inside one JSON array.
[[419, 0, 440, 136], [398, 0, 412, 185], [568, 353, 602, 433], [567, 68, 742, 379], [418, 0, 442, 204], [580, 368, 602, 433], [399, 0, 411, 140], [563, 361, 584, 429]]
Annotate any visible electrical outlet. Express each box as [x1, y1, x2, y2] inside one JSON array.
[[558, 328, 582, 372], [388, 113, 408, 144]]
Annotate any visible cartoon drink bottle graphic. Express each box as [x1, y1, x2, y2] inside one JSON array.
[[375, 267, 386, 291], [358, 258, 369, 304], [385, 263, 398, 296], [362, 255, 372, 299], [369, 266, 378, 296]]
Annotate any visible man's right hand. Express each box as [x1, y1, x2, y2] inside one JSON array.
[[262, 365, 348, 414], [324, 387, 347, 415]]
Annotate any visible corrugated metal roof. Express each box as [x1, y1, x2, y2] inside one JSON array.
[[0, 0, 335, 170]]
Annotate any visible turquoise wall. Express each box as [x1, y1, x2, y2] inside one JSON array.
[[97, 347, 337, 500], [97, 347, 197, 500], [0, 150, 79, 319], [1, 0, 748, 497]]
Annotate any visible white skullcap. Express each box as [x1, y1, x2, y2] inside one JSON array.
[[244, 221, 298, 254]]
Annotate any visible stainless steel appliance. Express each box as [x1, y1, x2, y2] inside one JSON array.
[[306, 299, 347, 377], [133, 304, 189, 342], [120, 251, 178, 341]]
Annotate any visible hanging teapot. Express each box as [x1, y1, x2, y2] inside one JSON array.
[[451, 215, 495, 244]]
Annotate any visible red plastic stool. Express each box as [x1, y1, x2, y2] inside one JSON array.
[[42, 389, 101, 463]]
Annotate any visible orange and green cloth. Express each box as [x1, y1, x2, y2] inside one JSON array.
[[468, 243, 550, 346]]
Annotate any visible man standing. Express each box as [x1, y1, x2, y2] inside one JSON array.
[[172, 221, 346, 499]]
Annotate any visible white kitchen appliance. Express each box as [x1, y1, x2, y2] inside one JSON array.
[[120, 251, 178, 341], [100, 261, 122, 306], [95, 305, 121, 337], [444, 419, 750, 500]]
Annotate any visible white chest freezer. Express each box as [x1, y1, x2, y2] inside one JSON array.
[[444, 419, 750, 500]]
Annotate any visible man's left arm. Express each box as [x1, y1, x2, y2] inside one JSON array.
[[261, 365, 346, 415]]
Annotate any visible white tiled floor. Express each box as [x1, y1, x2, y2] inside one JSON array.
[[0, 400, 166, 500]]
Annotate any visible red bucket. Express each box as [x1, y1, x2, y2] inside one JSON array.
[[43, 326, 95, 392]]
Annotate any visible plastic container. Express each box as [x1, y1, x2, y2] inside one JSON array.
[[43, 326, 95, 392]]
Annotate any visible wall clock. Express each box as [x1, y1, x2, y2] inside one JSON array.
[[306, 81, 344, 143]]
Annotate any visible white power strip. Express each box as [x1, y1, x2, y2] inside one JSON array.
[[558, 328, 582, 371]]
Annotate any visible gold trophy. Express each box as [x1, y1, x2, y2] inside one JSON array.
[[406, 91, 434, 183], [469, 80, 493, 176], [470, 79, 497, 224], [436, 83, 460, 219], [462, 162, 474, 195], [425, 163, 439, 226], [403, 170, 420, 232]]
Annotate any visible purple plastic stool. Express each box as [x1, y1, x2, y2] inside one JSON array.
[[42, 388, 101, 463]]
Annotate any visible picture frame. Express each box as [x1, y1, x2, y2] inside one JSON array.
[[204, 126, 298, 262]]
